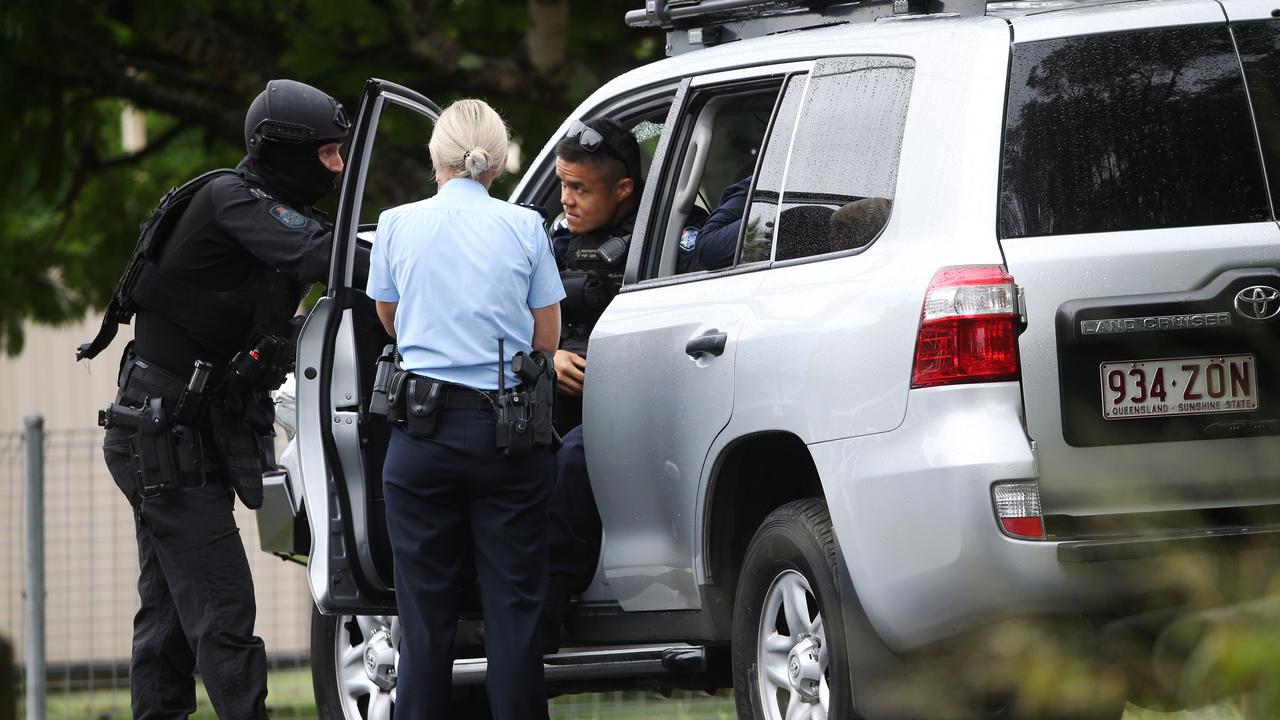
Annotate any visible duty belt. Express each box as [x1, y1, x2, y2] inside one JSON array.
[[439, 386, 501, 411]]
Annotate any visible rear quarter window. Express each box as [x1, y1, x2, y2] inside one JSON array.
[[1234, 20, 1280, 214], [999, 24, 1271, 239]]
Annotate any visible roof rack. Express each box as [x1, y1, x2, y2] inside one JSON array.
[[626, 0, 988, 54]]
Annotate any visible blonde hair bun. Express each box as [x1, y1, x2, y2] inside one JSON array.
[[463, 146, 493, 178], [429, 99, 509, 181]]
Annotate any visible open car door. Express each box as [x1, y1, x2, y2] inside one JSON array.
[[296, 79, 440, 614]]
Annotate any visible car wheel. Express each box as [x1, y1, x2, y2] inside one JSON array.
[[312, 608, 399, 720], [733, 498, 851, 720]]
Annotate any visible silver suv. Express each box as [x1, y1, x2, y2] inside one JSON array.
[[258, 1, 1280, 717]]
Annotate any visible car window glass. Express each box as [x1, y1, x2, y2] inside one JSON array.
[[633, 119, 665, 182], [739, 75, 806, 265], [1233, 19, 1280, 216], [646, 80, 787, 278], [360, 100, 438, 226], [774, 57, 912, 262], [999, 25, 1269, 239]]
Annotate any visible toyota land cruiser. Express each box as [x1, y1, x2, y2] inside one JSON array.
[[257, 1, 1280, 717]]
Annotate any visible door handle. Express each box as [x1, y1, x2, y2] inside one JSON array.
[[685, 330, 728, 358]]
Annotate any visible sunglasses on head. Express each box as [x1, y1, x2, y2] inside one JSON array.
[[566, 120, 633, 179]]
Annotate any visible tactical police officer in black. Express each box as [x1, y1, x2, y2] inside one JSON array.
[[80, 79, 349, 720]]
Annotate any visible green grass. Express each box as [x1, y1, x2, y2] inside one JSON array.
[[39, 668, 317, 720], [25, 667, 1261, 719], [549, 691, 736, 719]]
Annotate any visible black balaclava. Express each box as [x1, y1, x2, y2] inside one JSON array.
[[255, 141, 337, 207]]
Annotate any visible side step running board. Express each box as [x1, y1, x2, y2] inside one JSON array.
[[452, 644, 707, 686]]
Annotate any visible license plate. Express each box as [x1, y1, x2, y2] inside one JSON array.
[[1099, 354, 1258, 420]]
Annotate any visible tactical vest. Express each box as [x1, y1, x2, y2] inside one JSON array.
[[559, 221, 632, 354], [78, 169, 302, 364]]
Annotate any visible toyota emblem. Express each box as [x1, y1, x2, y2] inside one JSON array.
[[1233, 285, 1280, 321]]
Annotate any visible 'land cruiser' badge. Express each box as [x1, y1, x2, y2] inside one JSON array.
[[270, 204, 306, 228]]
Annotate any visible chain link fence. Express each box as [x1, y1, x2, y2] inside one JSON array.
[[0, 426, 315, 719]]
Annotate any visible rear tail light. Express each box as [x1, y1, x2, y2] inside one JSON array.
[[911, 265, 1021, 388], [992, 480, 1045, 539]]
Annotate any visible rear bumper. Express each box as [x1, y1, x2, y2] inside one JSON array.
[[812, 382, 1280, 654]]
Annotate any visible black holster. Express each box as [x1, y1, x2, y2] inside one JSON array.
[[368, 344, 400, 420], [404, 377, 443, 438], [100, 351, 208, 499], [496, 350, 557, 458], [372, 344, 445, 438]]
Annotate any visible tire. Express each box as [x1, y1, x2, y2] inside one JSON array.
[[732, 498, 852, 720], [310, 607, 491, 720]]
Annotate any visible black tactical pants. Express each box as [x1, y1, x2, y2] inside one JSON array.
[[383, 409, 553, 720], [104, 427, 268, 720]]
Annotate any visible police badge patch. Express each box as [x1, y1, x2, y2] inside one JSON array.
[[679, 226, 699, 253], [270, 204, 306, 228]]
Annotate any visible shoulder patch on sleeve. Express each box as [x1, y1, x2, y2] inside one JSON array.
[[269, 204, 307, 228], [679, 226, 699, 253]]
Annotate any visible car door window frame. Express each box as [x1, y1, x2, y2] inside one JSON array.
[[738, 71, 810, 268], [307, 79, 440, 609], [767, 55, 915, 268], [513, 82, 685, 229], [623, 62, 815, 291]]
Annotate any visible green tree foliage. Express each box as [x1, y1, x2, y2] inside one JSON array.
[[0, 0, 661, 354]]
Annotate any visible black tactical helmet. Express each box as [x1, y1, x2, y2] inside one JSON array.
[[244, 79, 350, 157]]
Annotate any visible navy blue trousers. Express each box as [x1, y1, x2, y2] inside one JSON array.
[[547, 425, 602, 588], [383, 409, 554, 720]]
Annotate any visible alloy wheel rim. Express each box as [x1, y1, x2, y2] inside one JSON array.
[[334, 614, 399, 720], [756, 569, 830, 720]]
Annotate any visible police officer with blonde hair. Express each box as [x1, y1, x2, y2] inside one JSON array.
[[366, 98, 564, 719]]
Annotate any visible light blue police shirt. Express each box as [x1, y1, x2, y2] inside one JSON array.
[[365, 178, 565, 390]]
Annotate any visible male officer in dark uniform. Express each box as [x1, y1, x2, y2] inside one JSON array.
[[546, 120, 750, 622], [692, 174, 752, 271], [549, 118, 644, 431], [544, 119, 640, 626], [83, 79, 349, 720]]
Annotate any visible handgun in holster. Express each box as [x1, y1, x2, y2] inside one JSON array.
[[495, 348, 556, 458], [99, 394, 206, 499]]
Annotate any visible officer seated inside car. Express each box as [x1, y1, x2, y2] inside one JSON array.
[[546, 121, 753, 642], [545, 119, 648, 641], [688, 167, 752, 273], [549, 118, 650, 429]]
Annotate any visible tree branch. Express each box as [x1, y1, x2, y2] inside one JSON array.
[[527, 0, 569, 84], [399, 0, 557, 98], [94, 123, 190, 171]]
